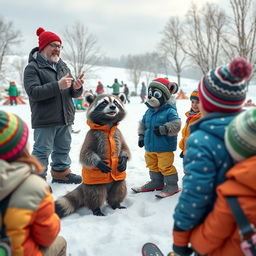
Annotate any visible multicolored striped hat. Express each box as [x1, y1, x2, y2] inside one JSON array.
[[198, 57, 252, 113], [225, 108, 256, 162], [190, 89, 199, 101], [149, 78, 179, 100], [0, 111, 29, 162]]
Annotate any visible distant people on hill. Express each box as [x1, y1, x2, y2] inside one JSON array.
[[8, 81, 19, 105], [107, 78, 123, 95], [95, 81, 104, 95], [140, 82, 147, 103], [123, 84, 130, 103]]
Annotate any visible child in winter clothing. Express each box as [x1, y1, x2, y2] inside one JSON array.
[[172, 57, 252, 256], [185, 108, 256, 256], [0, 111, 66, 256], [179, 89, 201, 158], [132, 78, 181, 198], [8, 81, 19, 105]]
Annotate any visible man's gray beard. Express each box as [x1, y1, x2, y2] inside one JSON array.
[[50, 55, 60, 63]]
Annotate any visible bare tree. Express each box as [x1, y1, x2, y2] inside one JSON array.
[[0, 17, 21, 82], [62, 22, 101, 79], [182, 3, 227, 75], [126, 55, 143, 94], [222, 0, 256, 63], [140, 52, 165, 85], [160, 16, 187, 86]]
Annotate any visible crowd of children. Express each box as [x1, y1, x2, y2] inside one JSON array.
[[1, 57, 255, 256]]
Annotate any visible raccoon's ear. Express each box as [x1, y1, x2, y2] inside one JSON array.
[[84, 93, 96, 105], [118, 93, 126, 104]]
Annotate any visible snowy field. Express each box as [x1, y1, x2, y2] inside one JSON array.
[[1, 65, 256, 256]]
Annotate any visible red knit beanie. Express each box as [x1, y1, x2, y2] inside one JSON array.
[[36, 27, 62, 51]]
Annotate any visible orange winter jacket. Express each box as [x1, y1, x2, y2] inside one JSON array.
[[82, 121, 126, 184], [179, 111, 201, 154], [189, 156, 256, 256], [0, 160, 60, 256]]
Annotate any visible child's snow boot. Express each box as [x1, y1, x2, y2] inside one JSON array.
[[131, 171, 164, 193], [156, 173, 180, 198]]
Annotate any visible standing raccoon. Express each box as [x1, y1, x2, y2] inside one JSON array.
[[55, 94, 131, 216]]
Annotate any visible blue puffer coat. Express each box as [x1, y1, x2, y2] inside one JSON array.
[[142, 102, 179, 152], [173, 112, 239, 231]]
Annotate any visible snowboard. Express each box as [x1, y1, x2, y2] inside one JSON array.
[[142, 242, 165, 256]]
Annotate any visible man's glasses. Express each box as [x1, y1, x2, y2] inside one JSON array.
[[49, 43, 63, 49]]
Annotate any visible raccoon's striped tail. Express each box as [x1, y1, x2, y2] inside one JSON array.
[[55, 184, 84, 218]]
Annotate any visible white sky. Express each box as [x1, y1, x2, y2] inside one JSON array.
[[1, 0, 221, 58]]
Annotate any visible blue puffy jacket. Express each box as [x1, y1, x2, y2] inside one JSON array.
[[142, 102, 179, 152], [173, 112, 240, 230]]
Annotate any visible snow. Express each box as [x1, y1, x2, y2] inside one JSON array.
[[1, 65, 255, 256]]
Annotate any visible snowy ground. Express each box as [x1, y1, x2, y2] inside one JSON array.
[[1, 67, 256, 255]]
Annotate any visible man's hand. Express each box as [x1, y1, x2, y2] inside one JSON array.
[[58, 74, 73, 90], [73, 73, 85, 90]]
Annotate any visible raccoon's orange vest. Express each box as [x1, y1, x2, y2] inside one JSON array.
[[82, 121, 126, 184]]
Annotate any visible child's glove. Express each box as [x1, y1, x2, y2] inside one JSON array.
[[171, 245, 193, 256], [117, 156, 128, 172], [96, 160, 112, 173], [138, 135, 144, 148], [154, 125, 168, 136]]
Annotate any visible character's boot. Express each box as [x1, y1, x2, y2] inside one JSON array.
[[51, 168, 82, 184], [131, 171, 164, 193], [155, 173, 180, 198]]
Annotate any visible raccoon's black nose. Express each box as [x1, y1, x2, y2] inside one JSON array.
[[110, 105, 116, 110], [148, 95, 152, 99]]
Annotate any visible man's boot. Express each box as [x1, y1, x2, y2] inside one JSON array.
[[155, 173, 180, 198], [131, 171, 164, 193], [51, 168, 82, 184]]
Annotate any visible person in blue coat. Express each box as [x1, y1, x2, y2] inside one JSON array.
[[172, 57, 253, 256], [132, 78, 181, 198]]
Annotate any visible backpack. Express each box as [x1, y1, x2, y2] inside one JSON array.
[[0, 193, 12, 256], [226, 196, 256, 256]]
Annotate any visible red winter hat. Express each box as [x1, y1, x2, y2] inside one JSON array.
[[36, 27, 62, 51]]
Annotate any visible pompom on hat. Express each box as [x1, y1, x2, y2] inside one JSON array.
[[0, 111, 29, 162], [149, 78, 179, 100], [198, 57, 252, 113], [190, 89, 199, 101], [36, 27, 62, 51], [225, 108, 256, 162]]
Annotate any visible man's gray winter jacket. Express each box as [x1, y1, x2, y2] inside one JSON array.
[[24, 47, 83, 128]]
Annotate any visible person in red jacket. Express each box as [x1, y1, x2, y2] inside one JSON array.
[[173, 108, 256, 256], [95, 81, 104, 95], [0, 111, 66, 256]]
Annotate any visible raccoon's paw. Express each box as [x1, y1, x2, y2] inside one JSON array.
[[117, 156, 128, 172], [111, 203, 127, 210], [92, 208, 105, 216], [96, 160, 112, 173]]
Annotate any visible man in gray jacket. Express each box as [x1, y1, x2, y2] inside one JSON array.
[[24, 27, 84, 184]]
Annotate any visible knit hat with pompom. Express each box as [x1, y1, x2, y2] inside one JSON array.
[[0, 111, 29, 162], [149, 78, 179, 100], [225, 108, 256, 162], [198, 57, 252, 113], [36, 27, 62, 51]]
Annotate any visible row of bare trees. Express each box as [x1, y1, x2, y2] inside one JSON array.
[[1, 0, 256, 92], [0, 19, 101, 88], [127, 0, 256, 91]]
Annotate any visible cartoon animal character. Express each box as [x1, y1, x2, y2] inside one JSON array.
[[132, 78, 181, 198], [55, 93, 131, 216]]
